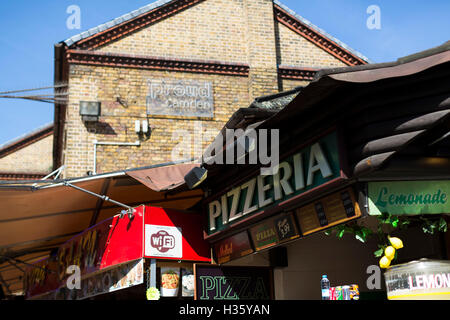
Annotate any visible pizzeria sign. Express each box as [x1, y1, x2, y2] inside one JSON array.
[[207, 131, 342, 236]]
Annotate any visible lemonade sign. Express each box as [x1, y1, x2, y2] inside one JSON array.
[[368, 181, 450, 215]]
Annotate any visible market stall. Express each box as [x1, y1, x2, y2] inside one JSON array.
[[0, 162, 203, 297], [185, 42, 450, 300], [24, 205, 210, 300]]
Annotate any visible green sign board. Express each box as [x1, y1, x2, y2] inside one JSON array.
[[207, 131, 341, 235], [368, 180, 450, 215], [194, 265, 273, 300]]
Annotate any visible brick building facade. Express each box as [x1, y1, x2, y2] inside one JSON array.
[[0, 124, 53, 181], [54, 0, 369, 178]]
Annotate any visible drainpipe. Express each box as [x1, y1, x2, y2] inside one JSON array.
[[93, 140, 140, 175]]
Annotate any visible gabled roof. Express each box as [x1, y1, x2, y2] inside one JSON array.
[[273, 1, 371, 64], [62, 0, 205, 49], [61, 0, 370, 65], [63, 0, 176, 47]]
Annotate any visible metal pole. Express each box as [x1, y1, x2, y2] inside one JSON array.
[[93, 143, 97, 175], [63, 182, 134, 217], [0, 255, 55, 274], [150, 259, 157, 288]]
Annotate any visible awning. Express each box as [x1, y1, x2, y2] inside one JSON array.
[[126, 163, 199, 192], [0, 162, 203, 295], [196, 42, 450, 186]]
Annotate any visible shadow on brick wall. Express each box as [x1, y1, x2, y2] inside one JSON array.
[[84, 121, 117, 135]]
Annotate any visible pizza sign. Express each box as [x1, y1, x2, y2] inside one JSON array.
[[145, 225, 182, 258]]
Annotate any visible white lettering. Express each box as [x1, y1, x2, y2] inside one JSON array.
[[220, 194, 229, 226], [66, 5, 81, 30], [257, 175, 273, 208], [259, 129, 280, 176], [423, 274, 435, 289], [307, 143, 332, 186], [241, 178, 258, 216], [171, 129, 192, 162], [66, 265, 81, 290], [442, 273, 450, 288], [273, 161, 293, 201], [293, 152, 305, 191], [227, 187, 242, 222], [416, 275, 423, 289], [209, 201, 221, 231], [366, 265, 381, 290], [366, 5, 381, 30]]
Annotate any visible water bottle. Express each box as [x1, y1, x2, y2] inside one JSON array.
[[321, 275, 330, 300]]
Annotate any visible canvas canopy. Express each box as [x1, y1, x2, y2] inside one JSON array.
[[0, 162, 202, 295]]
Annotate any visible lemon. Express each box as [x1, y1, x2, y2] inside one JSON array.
[[379, 256, 391, 269], [388, 236, 404, 249], [384, 246, 396, 260]]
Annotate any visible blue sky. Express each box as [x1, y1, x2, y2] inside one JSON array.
[[0, 0, 449, 145]]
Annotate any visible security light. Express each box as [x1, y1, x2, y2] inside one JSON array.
[[79, 101, 101, 122], [184, 166, 208, 189]]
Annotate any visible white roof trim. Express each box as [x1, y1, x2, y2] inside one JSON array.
[[63, 0, 175, 46], [274, 0, 372, 63], [62, 0, 371, 64]]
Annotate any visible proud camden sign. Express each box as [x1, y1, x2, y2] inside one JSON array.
[[146, 78, 214, 118], [207, 131, 341, 236]]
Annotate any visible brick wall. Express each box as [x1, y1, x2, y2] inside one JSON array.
[[281, 79, 311, 91], [61, 0, 364, 177], [244, 0, 280, 100], [0, 135, 53, 174], [95, 0, 248, 64], [276, 23, 347, 68], [65, 65, 249, 176]]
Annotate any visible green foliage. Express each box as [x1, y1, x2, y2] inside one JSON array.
[[374, 247, 384, 258], [324, 212, 448, 263], [324, 223, 372, 243]]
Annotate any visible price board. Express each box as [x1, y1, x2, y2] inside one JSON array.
[[213, 231, 254, 264], [249, 212, 300, 251], [295, 187, 361, 235]]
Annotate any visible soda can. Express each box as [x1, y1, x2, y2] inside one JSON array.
[[350, 284, 360, 300], [335, 286, 343, 300], [342, 285, 351, 300], [329, 287, 336, 300]]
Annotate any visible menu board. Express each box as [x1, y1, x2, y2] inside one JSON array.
[[296, 187, 361, 235], [213, 231, 254, 264], [249, 212, 300, 251], [194, 265, 274, 300]]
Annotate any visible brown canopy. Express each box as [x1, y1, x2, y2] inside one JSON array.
[[126, 163, 199, 192], [0, 162, 203, 295]]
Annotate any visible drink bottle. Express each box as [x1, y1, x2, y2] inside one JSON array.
[[321, 275, 330, 300]]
